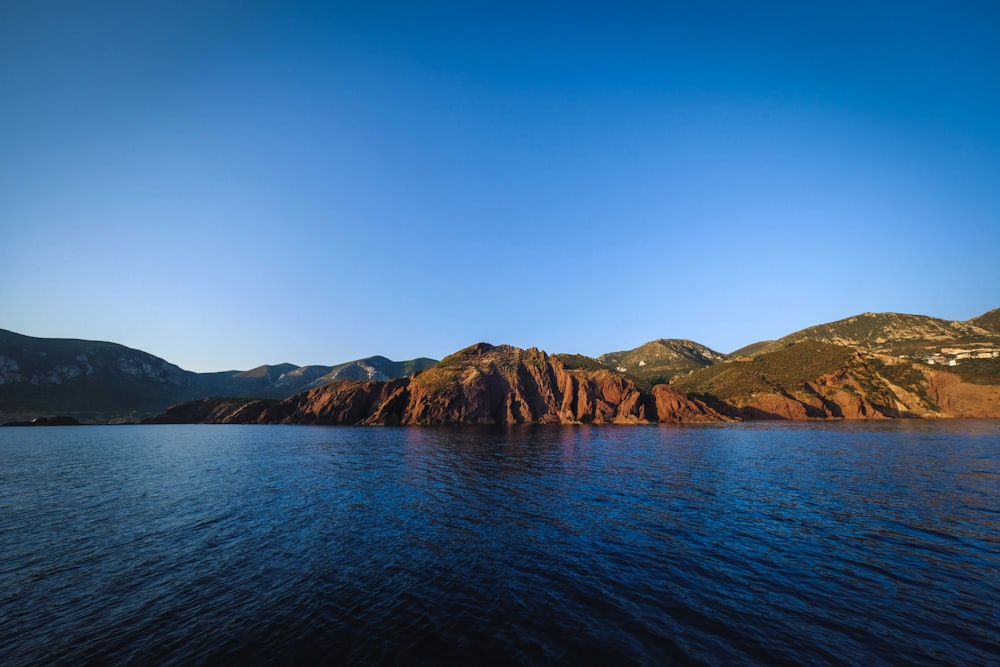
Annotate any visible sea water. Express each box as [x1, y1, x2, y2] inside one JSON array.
[[1, 421, 998, 665]]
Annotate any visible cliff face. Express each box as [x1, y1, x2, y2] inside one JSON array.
[[399, 344, 654, 425], [144, 397, 277, 424], [396, 344, 724, 425], [691, 366, 901, 421], [260, 378, 411, 425], [922, 369, 1000, 418], [167, 344, 727, 425]]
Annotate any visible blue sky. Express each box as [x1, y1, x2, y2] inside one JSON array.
[[2, 1, 999, 371]]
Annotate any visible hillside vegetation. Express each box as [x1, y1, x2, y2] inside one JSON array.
[[672, 341, 911, 420], [587, 339, 727, 388], [755, 312, 997, 357], [968, 308, 1000, 335]]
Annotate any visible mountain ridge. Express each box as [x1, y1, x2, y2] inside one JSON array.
[[0, 329, 436, 423], [148, 343, 727, 426], [5, 306, 1000, 424], [752, 311, 997, 357]]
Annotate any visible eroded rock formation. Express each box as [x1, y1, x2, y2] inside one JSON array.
[[152, 344, 727, 425]]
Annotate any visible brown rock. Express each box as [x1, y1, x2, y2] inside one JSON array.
[[262, 378, 410, 425], [925, 370, 1000, 418], [240, 343, 730, 426], [143, 397, 276, 424], [649, 384, 726, 423]]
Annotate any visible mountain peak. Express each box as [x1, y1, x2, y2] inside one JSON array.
[[596, 338, 726, 385]]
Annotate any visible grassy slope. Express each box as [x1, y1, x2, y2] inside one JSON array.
[[553, 353, 607, 373], [597, 339, 725, 388], [671, 341, 857, 400], [728, 340, 775, 358], [967, 308, 1000, 335], [759, 312, 998, 355]]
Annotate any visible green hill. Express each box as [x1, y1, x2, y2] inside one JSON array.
[[596, 339, 726, 388], [728, 340, 775, 358], [672, 341, 858, 400], [312, 356, 437, 385], [752, 311, 1000, 359]]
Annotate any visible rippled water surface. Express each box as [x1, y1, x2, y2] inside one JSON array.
[[2, 422, 999, 665]]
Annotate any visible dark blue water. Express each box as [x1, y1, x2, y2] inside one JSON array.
[[1, 422, 999, 666]]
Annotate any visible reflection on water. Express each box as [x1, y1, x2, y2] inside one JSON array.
[[1, 421, 999, 665]]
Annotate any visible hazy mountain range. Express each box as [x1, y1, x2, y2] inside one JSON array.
[[3, 307, 999, 424], [0, 329, 435, 424]]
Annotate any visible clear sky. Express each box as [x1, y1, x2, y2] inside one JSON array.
[[2, 1, 999, 371]]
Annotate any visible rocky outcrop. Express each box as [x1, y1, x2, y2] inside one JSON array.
[[399, 344, 645, 424], [391, 344, 725, 425], [649, 384, 728, 423], [144, 397, 277, 424], [704, 383, 896, 421], [156, 344, 730, 425], [924, 369, 1000, 418], [258, 379, 411, 425], [736, 366, 900, 420]]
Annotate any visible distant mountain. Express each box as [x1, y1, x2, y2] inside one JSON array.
[[194, 356, 436, 398], [0, 329, 437, 423], [148, 343, 726, 426], [595, 339, 727, 386], [310, 356, 437, 386], [555, 339, 728, 388], [196, 363, 324, 398], [0, 329, 198, 423]]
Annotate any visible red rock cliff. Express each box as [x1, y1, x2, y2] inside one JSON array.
[[251, 343, 726, 425]]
